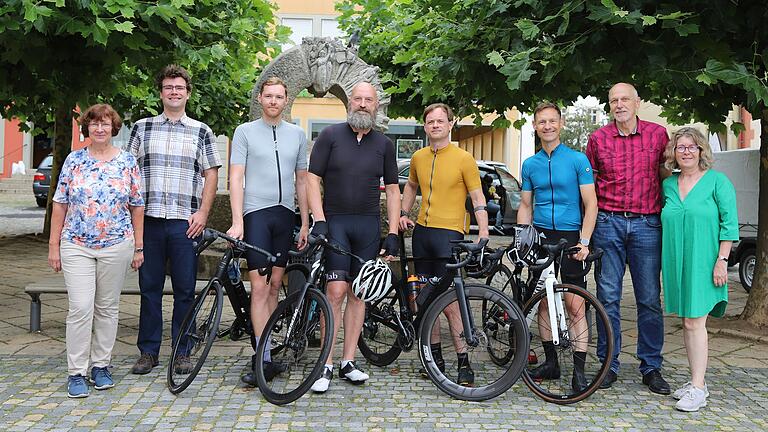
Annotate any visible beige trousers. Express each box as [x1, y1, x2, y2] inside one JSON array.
[[61, 238, 133, 376]]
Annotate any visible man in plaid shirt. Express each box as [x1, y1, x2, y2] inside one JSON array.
[[128, 64, 221, 375]]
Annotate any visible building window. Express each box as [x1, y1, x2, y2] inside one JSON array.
[[280, 15, 347, 48], [321, 19, 342, 38], [282, 17, 313, 46]]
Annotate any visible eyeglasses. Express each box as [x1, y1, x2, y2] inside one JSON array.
[[675, 145, 700, 153], [162, 85, 188, 92], [88, 122, 112, 130]]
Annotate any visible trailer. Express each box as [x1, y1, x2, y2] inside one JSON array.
[[713, 149, 759, 291]]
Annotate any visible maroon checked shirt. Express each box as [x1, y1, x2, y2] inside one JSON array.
[[586, 119, 668, 214]]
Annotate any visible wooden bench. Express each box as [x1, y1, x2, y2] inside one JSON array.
[[24, 272, 250, 332]]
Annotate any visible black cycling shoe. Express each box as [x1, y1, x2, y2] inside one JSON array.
[[529, 361, 561, 380], [419, 358, 445, 379], [571, 368, 588, 393], [457, 364, 475, 387], [241, 360, 286, 387]]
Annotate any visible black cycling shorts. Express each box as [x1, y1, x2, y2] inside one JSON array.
[[534, 227, 586, 288], [243, 205, 294, 270], [412, 224, 464, 278], [326, 214, 380, 281]]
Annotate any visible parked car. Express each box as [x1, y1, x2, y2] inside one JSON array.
[[32, 154, 53, 208], [729, 235, 756, 292], [394, 158, 522, 229]]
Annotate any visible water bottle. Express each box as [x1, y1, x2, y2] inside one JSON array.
[[228, 258, 242, 284], [416, 276, 440, 308], [407, 275, 421, 312]]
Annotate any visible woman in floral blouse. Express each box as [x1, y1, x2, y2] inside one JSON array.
[[48, 104, 144, 398]]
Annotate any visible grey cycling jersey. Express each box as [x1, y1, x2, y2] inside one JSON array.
[[230, 118, 308, 215]]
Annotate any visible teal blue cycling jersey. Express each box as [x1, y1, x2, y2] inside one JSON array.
[[521, 143, 594, 231]]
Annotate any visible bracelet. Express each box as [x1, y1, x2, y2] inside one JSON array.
[[473, 206, 487, 212], [400, 209, 409, 217], [135, 248, 144, 253]]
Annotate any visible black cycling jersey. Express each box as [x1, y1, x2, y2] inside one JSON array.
[[308, 123, 398, 216]]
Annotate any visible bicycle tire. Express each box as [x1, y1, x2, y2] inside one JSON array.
[[254, 288, 333, 405], [358, 286, 405, 366], [481, 264, 520, 366], [167, 280, 224, 394], [521, 283, 614, 404], [418, 283, 529, 402]]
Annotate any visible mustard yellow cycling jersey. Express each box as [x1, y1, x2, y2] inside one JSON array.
[[408, 144, 482, 233]]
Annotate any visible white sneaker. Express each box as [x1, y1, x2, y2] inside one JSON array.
[[675, 386, 708, 412], [672, 381, 709, 400], [311, 365, 332, 393], [339, 361, 369, 383]]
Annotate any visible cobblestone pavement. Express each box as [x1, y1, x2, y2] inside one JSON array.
[[1, 192, 766, 430], [0, 196, 44, 238], [1, 354, 767, 431]]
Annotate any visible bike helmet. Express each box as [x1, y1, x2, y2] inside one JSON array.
[[507, 224, 542, 266], [352, 259, 392, 302]]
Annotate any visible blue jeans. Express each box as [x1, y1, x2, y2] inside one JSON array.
[[137, 217, 198, 356], [487, 200, 503, 227], [593, 211, 664, 375]]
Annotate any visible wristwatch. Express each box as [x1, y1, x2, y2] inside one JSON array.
[[718, 255, 728, 262], [400, 210, 408, 217], [135, 247, 144, 253], [578, 238, 590, 247]]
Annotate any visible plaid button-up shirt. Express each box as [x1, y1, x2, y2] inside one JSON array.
[[586, 119, 668, 214], [128, 113, 221, 220]]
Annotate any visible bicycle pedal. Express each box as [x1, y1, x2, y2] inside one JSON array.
[[528, 350, 538, 365]]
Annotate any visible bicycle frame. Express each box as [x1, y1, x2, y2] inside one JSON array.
[[529, 259, 568, 347]]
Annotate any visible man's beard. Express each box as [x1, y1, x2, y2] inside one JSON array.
[[347, 109, 375, 130]]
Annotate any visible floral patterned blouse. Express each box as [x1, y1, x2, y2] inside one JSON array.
[[53, 148, 144, 249]]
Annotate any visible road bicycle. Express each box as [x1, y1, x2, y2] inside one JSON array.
[[167, 228, 278, 394], [251, 233, 377, 405], [358, 235, 530, 402], [483, 227, 614, 404]]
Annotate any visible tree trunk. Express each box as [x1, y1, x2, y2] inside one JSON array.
[[43, 105, 73, 238], [739, 110, 768, 327]]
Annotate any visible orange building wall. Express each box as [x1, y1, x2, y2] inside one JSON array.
[[1, 119, 25, 179]]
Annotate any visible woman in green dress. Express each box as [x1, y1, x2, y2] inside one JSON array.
[[661, 127, 738, 412]]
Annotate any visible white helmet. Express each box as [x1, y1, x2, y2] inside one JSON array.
[[352, 259, 392, 302]]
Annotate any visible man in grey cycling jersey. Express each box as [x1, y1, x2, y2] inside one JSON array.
[[227, 77, 310, 386]]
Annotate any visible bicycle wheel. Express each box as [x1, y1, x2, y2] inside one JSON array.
[[358, 286, 407, 366], [418, 283, 529, 401], [481, 264, 520, 366], [522, 283, 613, 404], [254, 288, 333, 405], [485, 263, 512, 293], [167, 280, 224, 394]]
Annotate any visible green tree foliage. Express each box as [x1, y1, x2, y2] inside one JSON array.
[[338, 0, 768, 326], [0, 0, 284, 234], [561, 106, 606, 152], [0, 0, 283, 135]]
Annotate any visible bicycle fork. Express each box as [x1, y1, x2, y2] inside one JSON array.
[[453, 276, 480, 348]]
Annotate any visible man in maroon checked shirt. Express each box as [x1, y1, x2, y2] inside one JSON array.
[[585, 82, 671, 395]]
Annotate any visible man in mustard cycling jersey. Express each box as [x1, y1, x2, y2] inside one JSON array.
[[400, 103, 490, 386]]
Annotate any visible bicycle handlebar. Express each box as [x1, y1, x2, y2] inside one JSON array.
[[445, 237, 490, 270], [194, 228, 278, 265], [286, 234, 366, 265], [527, 238, 603, 278]]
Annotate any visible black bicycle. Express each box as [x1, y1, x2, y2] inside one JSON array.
[[167, 228, 278, 394], [252, 234, 367, 405], [483, 229, 614, 404], [358, 235, 530, 402]]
